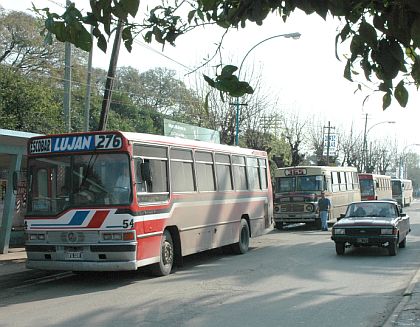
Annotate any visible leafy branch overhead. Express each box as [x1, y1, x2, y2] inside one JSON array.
[[37, 0, 420, 108], [203, 65, 254, 98]]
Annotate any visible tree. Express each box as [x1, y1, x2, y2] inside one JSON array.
[[281, 112, 307, 166], [0, 9, 88, 78], [0, 65, 63, 133], [365, 139, 397, 174], [337, 124, 363, 170], [37, 0, 420, 110]]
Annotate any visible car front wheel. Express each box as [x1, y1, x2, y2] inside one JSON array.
[[388, 239, 398, 256], [335, 242, 345, 255], [399, 237, 407, 248]]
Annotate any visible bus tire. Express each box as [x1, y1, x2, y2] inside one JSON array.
[[232, 219, 250, 254], [275, 222, 284, 230], [151, 230, 174, 276], [315, 219, 322, 230]]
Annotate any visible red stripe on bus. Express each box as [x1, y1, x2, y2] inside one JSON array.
[[86, 210, 110, 228]]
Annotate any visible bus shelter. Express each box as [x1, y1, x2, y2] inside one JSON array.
[[0, 129, 41, 254]]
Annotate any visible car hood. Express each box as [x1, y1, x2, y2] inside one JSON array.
[[335, 217, 395, 227]]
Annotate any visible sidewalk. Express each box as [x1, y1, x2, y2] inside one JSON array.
[[0, 247, 28, 277]]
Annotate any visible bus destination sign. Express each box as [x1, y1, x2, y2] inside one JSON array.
[[29, 133, 123, 154], [284, 168, 307, 176]]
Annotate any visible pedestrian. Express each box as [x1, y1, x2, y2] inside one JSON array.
[[317, 191, 331, 231]]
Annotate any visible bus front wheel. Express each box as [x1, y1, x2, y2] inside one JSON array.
[[275, 222, 284, 230], [151, 230, 174, 276], [232, 219, 250, 254]]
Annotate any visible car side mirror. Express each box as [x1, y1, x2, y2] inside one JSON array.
[[400, 213, 407, 217], [337, 214, 345, 221]]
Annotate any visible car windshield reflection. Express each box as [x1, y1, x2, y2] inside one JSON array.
[[345, 202, 397, 219]]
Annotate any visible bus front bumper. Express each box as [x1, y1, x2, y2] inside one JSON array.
[[25, 243, 139, 271], [26, 259, 138, 271], [273, 213, 318, 224]]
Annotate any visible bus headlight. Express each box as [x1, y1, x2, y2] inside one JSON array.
[[274, 206, 280, 212], [305, 204, 314, 212], [101, 231, 135, 242], [333, 228, 345, 235], [27, 233, 46, 241]]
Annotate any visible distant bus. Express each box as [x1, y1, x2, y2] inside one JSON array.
[[359, 173, 392, 201], [391, 178, 413, 207], [273, 166, 361, 229], [24, 131, 273, 275]]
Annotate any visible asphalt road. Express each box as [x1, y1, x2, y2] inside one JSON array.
[[1, 203, 420, 327]]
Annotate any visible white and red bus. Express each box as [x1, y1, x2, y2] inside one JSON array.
[[359, 173, 392, 201], [24, 131, 273, 275]]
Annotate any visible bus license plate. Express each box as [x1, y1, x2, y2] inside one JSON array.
[[357, 238, 368, 244], [65, 252, 82, 260]]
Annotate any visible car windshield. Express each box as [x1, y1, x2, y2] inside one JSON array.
[[27, 153, 131, 216], [345, 202, 397, 219]]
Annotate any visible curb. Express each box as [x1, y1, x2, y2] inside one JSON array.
[[382, 262, 420, 327]]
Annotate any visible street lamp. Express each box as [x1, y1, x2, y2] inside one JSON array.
[[234, 32, 301, 145], [399, 143, 420, 178], [362, 118, 396, 172]]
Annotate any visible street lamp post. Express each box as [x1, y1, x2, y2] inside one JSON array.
[[362, 116, 396, 172], [399, 143, 420, 178], [234, 32, 301, 145]]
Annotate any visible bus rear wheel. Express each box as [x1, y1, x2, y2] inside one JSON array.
[[151, 230, 174, 276], [232, 219, 250, 254]]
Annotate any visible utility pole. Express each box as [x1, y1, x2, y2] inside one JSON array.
[[362, 113, 368, 172], [63, 0, 72, 132], [98, 19, 123, 131], [323, 121, 335, 166], [84, 26, 94, 132], [230, 101, 247, 145]]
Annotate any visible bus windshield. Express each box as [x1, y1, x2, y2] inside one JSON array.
[[276, 175, 324, 192], [360, 179, 374, 196], [392, 180, 402, 195], [27, 153, 131, 216]]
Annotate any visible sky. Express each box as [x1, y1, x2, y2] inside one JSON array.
[[2, 0, 420, 154]]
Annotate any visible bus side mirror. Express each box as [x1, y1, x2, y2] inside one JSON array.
[[12, 171, 18, 194], [140, 162, 152, 183]]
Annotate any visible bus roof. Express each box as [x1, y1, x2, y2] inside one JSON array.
[[28, 130, 267, 157], [359, 173, 391, 180]]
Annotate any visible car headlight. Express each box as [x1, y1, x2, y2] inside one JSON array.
[[334, 228, 346, 235], [381, 228, 394, 235]]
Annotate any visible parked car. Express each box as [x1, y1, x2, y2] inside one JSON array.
[[331, 200, 410, 256]]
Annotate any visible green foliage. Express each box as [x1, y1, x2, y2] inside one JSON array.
[[203, 65, 254, 98], [35, 0, 420, 110], [0, 65, 63, 133]]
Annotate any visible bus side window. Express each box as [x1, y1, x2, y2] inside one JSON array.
[[135, 158, 147, 192]]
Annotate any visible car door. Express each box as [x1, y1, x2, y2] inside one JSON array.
[[397, 205, 410, 239]]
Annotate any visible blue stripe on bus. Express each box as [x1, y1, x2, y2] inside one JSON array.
[[68, 211, 89, 225]]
